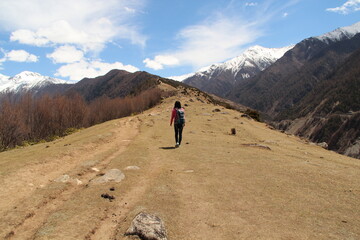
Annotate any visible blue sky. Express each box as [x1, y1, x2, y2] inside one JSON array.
[[0, 0, 359, 82]]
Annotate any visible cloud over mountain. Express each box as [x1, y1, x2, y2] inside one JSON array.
[[326, 0, 360, 14], [144, 14, 263, 71], [0, 0, 145, 80]]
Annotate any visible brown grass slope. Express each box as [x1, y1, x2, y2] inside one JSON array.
[[0, 85, 360, 240]]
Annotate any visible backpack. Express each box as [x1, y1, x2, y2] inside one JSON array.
[[176, 108, 185, 125]]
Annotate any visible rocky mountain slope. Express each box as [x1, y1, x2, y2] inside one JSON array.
[[228, 21, 360, 117], [275, 47, 360, 158], [1, 84, 359, 239], [181, 45, 292, 97], [227, 22, 360, 159]]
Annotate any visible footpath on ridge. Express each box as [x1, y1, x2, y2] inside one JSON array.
[[0, 91, 360, 240]]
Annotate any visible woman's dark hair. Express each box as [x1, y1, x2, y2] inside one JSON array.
[[174, 101, 181, 109]]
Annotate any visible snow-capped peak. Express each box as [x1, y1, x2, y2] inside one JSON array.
[[189, 45, 293, 79], [315, 21, 360, 43], [0, 71, 68, 93], [170, 45, 294, 82], [222, 45, 294, 73]]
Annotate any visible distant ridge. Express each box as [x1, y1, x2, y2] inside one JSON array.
[[179, 45, 292, 97], [227, 21, 360, 159], [0, 71, 68, 93]]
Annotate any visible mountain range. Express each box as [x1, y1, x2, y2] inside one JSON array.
[[1, 21, 360, 158], [180, 21, 360, 158], [181, 45, 293, 97], [0, 71, 68, 93], [228, 22, 360, 117], [0, 70, 163, 103]]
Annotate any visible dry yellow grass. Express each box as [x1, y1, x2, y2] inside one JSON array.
[[0, 88, 360, 240]]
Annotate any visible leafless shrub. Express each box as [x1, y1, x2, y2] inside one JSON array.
[[0, 88, 163, 151]]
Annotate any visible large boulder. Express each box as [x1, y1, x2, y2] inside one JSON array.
[[125, 212, 168, 240]]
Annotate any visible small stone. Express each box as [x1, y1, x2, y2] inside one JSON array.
[[242, 143, 271, 151], [124, 166, 140, 171], [317, 142, 328, 149], [92, 169, 125, 184], [54, 174, 70, 183], [125, 212, 168, 240], [75, 179, 83, 185], [241, 114, 252, 119]]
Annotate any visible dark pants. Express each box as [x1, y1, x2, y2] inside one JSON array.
[[174, 123, 184, 144]]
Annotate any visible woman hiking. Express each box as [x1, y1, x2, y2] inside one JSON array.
[[170, 101, 185, 148]]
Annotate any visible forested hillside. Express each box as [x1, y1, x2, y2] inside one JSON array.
[[275, 48, 360, 158]]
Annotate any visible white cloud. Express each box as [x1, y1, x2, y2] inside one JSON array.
[[143, 0, 302, 71], [55, 60, 139, 81], [326, 0, 360, 14], [10, 29, 49, 46], [143, 58, 164, 70], [143, 55, 180, 70], [5, 50, 38, 62], [1, 0, 147, 52], [0, 50, 4, 70], [124, 7, 137, 13], [245, 2, 258, 7], [144, 15, 262, 70], [47, 45, 84, 64]]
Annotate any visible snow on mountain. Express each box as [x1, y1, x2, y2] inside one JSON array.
[[219, 45, 294, 74], [178, 45, 294, 97], [0, 71, 68, 93], [182, 45, 293, 81], [316, 21, 360, 44]]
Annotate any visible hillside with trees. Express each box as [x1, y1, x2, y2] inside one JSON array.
[[275, 48, 360, 158], [0, 88, 162, 151]]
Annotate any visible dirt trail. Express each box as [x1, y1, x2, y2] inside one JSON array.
[[1, 92, 360, 239]]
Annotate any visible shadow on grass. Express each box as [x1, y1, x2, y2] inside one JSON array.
[[160, 146, 176, 150]]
